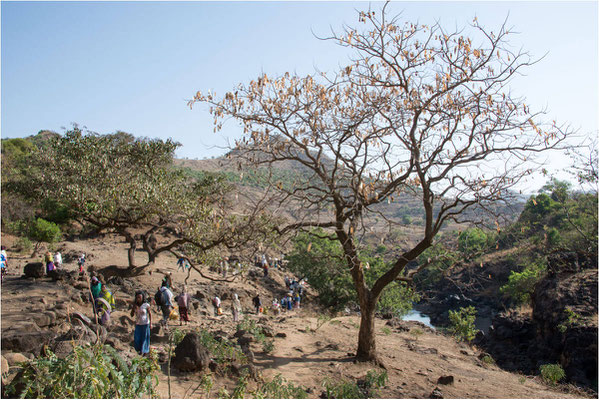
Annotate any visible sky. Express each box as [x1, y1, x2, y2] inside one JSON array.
[[1, 1, 598, 190]]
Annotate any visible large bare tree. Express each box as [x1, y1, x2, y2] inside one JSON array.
[[190, 6, 571, 362]]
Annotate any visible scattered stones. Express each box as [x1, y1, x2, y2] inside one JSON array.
[[429, 387, 444, 399], [275, 332, 287, 338], [437, 376, 454, 385], [408, 342, 438, 355]]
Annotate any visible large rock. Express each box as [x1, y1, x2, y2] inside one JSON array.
[[172, 333, 210, 372], [32, 311, 57, 328], [70, 312, 93, 328], [23, 262, 45, 278], [57, 320, 97, 344], [531, 266, 597, 388], [1, 356, 9, 382], [3, 353, 30, 367], [1, 330, 56, 355]]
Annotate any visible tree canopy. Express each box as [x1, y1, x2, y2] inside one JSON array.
[[190, 5, 572, 362], [9, 127, 276, 273]]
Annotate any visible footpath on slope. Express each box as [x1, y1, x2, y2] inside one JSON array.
[[0, 233, 591, 398]]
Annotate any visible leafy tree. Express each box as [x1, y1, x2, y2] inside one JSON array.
[[5, 344, 159, 398], [500, 260, 546, 304], [458, 228, 488, 256], [448, 306, 479, 342], [26, 218, 62, 253], [287, 230, 419, 316], [8, 127, 276, 271], [191, 6, 571, 361]]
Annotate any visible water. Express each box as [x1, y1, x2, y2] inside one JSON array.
[[402, 309, 435, 329]]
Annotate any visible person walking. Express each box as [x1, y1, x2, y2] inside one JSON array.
[[44, 251, 55, 274], [177, 285, 191, 326], [53, 251, 62, 269], [157, 284, 174, 328], [131, 291, 152, 356], [252, 294, 262, 314], [231, 293, 242, 322], [1, 246, 8, 282], [212, 295, 221, 316], [78, 253, 86, 273]]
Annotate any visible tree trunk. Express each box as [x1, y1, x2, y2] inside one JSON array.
[[356, 300, 378, 362], [142, 232, 157, 265], [120, 230, 137, 268]]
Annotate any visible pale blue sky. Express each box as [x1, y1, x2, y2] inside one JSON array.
[[2, 1, 598, 178]]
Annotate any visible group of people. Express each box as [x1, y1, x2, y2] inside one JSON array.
[[89, 275, 116, 326], [42, 250, 86, 275]]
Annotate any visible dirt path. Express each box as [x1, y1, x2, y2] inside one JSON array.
[[1, 233, 590, 398]]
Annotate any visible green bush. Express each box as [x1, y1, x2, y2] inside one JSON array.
[[448, 306, 479, 342], [287, 229, 419, 316], [458, 228, 488, 256], [322, 369, 387, 399], [5, 344, 159, 398], [540, 363, 565, 385], [236, 319, 274, 353], [500, 261, 546, 305], [414, 241, 460, 288], [27, 218, 62, 246], [197, 329, 247, 367], [253, 374, 308, 399]]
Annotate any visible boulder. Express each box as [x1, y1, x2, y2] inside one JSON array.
[[57, 321, 97, 344], [3, 353, 29, 367], [32, 311, 57, 328], [70, 312, 93, 327], [172, 333, 210, 372], [1, 330, 56, 355], [1, 355, 9, 381], [23, 263, 45, 278], [437, 376, 454, 385]]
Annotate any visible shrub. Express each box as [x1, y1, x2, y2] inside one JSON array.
[[253, 374, 308, 399], [197, 329, 247, 367], [540, 363, 565, 385], [448, 306, 479, 342], [458, 228, 488, 256], [27, 218, 62, 250], [322, 369, 387, 399], [236, 320, 274, 354], [287, 229, 419, 316], [500, 261, 546, 305], [5, 343, 159, 398]]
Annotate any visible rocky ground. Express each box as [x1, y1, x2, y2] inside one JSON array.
[[0, 233, 594, 398]]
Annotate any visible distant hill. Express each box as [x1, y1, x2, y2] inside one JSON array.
[[174, 146, 525, 253]]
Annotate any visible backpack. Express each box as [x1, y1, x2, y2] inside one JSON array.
[[155, 289, 169, 306], [154, 289, 162, 306]]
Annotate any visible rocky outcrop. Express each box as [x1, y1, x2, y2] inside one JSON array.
[[530, 254, 597, 388], [482, 252, 597, 390], [172, 333, 210, 372]]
